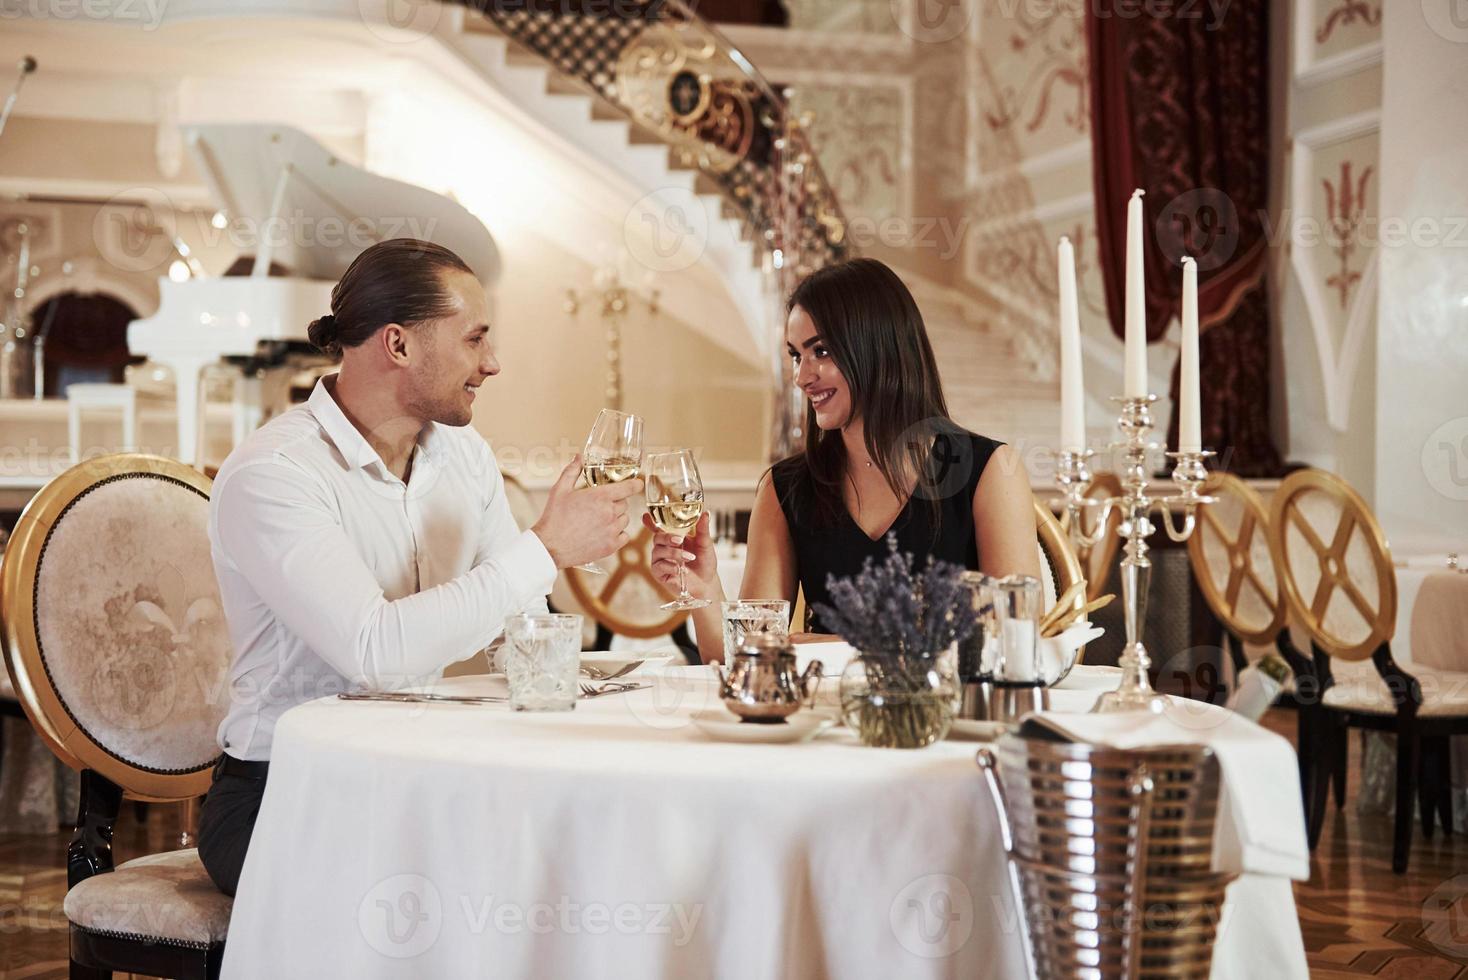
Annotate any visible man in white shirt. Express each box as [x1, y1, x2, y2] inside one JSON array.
[[198, 239, 638, 896]]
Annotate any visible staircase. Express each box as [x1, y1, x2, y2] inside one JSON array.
[[438, 0, 848, 389], [908, 274, 1061, 457], [446, 18, 772, 349]]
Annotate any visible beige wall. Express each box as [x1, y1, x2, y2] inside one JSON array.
[[468, 226, 769, 483], [1373, 5, 1468, 554], [0, 80, 769, 488]]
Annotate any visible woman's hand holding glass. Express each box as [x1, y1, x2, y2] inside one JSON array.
[[644, 510, 721, 602]]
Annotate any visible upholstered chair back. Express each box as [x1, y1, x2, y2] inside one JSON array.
[[1, 455, 230, 800]]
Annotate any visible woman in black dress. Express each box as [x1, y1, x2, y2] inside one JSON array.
[[646, 257, 1041, 663]]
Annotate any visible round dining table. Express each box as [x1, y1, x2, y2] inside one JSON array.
[[220, 666, 1308, 979]]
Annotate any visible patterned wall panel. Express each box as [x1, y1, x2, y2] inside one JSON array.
[[972, 0, 1088, 174], [1311, 0, 1381, 63], [788, 81, 908, 226], [1288, 113, 1381, 432]]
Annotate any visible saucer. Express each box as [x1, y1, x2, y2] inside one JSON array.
[[946, 718, 1010, 742], [580, 651, 677, 677], [690, 710, 834, 744]]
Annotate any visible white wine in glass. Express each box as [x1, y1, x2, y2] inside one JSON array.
[[577, 409, 643, 574], [644, 449, 711, 611]]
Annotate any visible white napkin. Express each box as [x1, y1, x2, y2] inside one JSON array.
[[793, 640, 856, 677], [1037, 622, 1106, 684], [1021, 701, 1310, 881]]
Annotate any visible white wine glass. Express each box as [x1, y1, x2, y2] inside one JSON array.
[[645, 448, 710, 611], [577, 409, 643, 575]]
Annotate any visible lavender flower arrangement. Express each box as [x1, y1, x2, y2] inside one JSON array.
[[813, 535, 979, 661], [815, 536, 980, 748]]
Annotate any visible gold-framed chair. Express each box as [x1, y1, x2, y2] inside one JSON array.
[[564, 524, 694, 654], [1188, 472, 1323, 806], [0, 454, 234, 977], [1268, 468, 1468, 874]]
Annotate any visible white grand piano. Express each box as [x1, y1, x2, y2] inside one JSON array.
[[128, 123, 499, 465]]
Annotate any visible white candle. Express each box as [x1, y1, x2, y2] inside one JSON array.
[[1179, 256, 1202, 452], [1057, 236, 1085, 452], [1123, 188, 1148, 398]]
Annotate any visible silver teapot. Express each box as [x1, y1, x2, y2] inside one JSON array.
[[714, 633, 822, 723]]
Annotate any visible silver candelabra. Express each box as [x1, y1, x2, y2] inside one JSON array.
[[1055, 395, 1213, 713]]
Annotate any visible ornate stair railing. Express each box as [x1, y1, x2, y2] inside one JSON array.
[[451, 0, 853, 454], [454, 0, 851, 293]]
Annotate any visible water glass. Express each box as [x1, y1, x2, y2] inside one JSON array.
[[504, 613, 582, 711], [720, 599, 790, 662], [993, 575, 1043, 683]]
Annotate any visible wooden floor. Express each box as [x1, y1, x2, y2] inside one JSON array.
[[1, 711, 1465, 978]]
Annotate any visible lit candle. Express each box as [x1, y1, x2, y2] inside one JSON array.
[[1057, 236, 1085, 452], [1123, 188, 1148, 398], [1179, 256, 1201, 452]]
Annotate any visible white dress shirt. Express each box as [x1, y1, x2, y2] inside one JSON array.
[[210, 376, 554, 760]]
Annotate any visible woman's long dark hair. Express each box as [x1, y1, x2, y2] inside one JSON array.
[[307, 239, 473, 358], [781, 257, 959, 528]]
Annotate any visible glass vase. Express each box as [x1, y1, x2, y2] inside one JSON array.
[[839, 651, 959, 748]]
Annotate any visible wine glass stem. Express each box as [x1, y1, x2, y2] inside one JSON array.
[[677, 555, 690, 600]]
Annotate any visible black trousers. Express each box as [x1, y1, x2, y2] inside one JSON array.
[[197, 755, 268, 897]]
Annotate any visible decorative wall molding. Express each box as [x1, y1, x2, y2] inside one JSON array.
[[21, 255, 159, 320], [1288, 109, 1381, 432], [1293, 0, 1382, 87], [1297, 40, 1382, 88], [774, 68, 915, 227]]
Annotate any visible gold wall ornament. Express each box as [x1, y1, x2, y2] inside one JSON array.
[[614, 21, 760, 176], [565, 264, 659, 412]]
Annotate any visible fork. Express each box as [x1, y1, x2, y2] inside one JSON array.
[[579, 661, 642, 681], [578, 682, 649, 699]]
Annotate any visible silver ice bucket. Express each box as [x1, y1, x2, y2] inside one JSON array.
[[976, 728, 1233, 979]]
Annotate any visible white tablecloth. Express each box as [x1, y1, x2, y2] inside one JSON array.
[[222, 669, 1307, 979]]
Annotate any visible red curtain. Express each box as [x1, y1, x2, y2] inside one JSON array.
[[1086, 0, 1282, 475]]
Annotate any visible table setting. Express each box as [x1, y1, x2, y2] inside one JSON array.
[[221, 555, 1307, 980]]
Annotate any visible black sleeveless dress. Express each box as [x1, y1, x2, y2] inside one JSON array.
[[772, 430, 1004, 634]]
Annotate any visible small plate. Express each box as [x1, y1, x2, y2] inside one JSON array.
[[947, 718, 1010, 742], [580, 651, 676, 677], [690, 709, 834, 744]]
